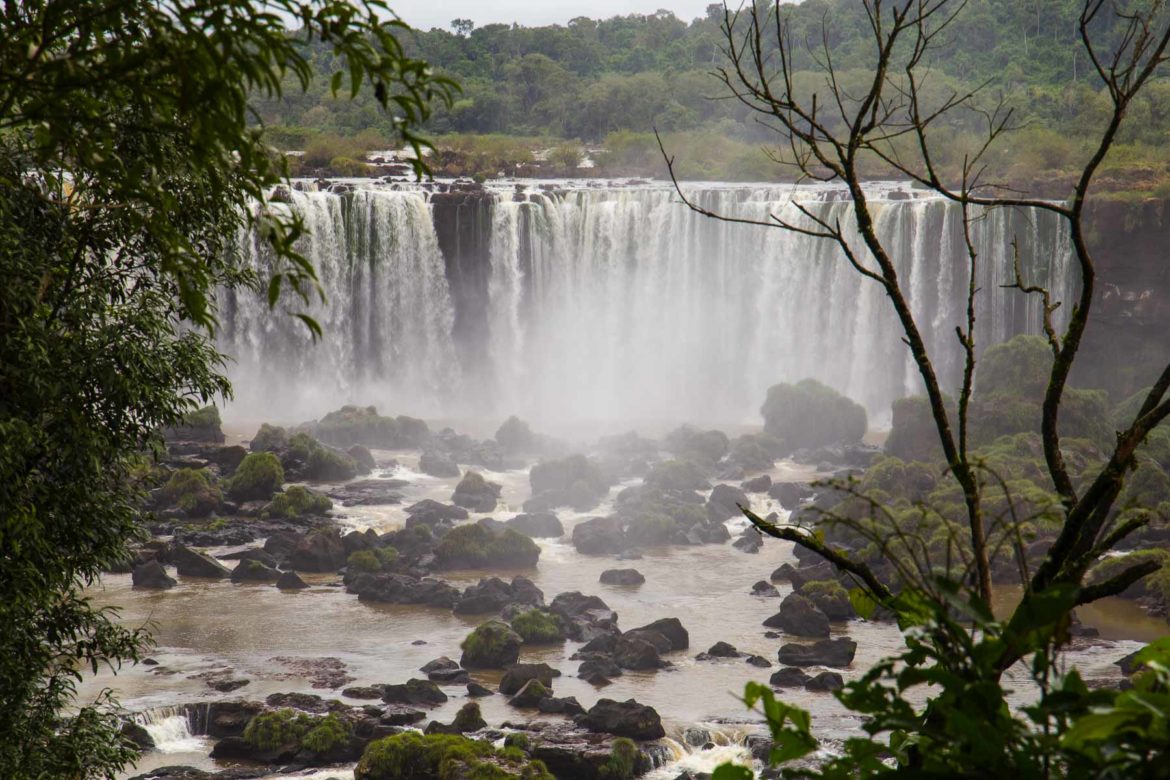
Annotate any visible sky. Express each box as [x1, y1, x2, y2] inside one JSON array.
[[390, 1, 718, 32]]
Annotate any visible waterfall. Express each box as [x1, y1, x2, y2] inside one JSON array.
[[218, 188, 458, 420], [216, 182, 1076, 427], [134, 707, 205, 753]]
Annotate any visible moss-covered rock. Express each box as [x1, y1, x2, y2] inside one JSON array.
[[885, 395, 948, 462], [165, 404, 224, 443], [510, 609, 565, 644], [460, 620, 523, 669], [243, 708, 316, 751], [311, 405, 430, 449], [663, 425, 729, 465], [306, 444, 359, 481], [250, 423, 288, 452], [160, 468, 222, 517], [264, 485, 332, 519], [760, 378, 867, 452], [226, 452, 284, 502], [643, 459, 710, 491], [496, 416, 535, 452], [301, 712, 352, 755], [434, 523, 540, 570], [797, 579, 855, 620], [529, 454, 611, 511], [355, 732, 553, 780], [346, 547, 399, 577]]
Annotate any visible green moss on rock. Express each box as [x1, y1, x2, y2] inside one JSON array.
[[160, 468, 222, 517], [264, 485, 332, 519], [355, 731, 553, 780], [510, 609, 564, 644], [460, 620, 523, 669], [243, 708, 315, 751], [434, 524, 540, 569], [250, 423, 289, 452], [761, 378, 867, 452], [226, 452, 284, 502]]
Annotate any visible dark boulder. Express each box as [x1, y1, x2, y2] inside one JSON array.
[[508, 679, 552, 709], [381, 678, 447, 707], [275, 570, 308, 590], [741, 474, 772, 493], [424, 702, 486, 735], [577, 698, 666, 740], [732, 530, 763, 553], [767, 482, 814, 509], [600, 568, 645, 586], [467, 682, 494, 697], [381, 705, 427, 726], [778, 637, 858, 668], [287, 528, 347, 572], [764, 593, 831, 638], [451, 471, 502, 512], [614, 636, 665, 670], [499, 663, 561, 696], [505, 511, 564, 538], [347, 445, 376, 474], [697, 641, 741, 660], [460, 620, 523, 669], [538, 696, 586, 716], [578, 658, 622, 685], [805, 671, 845, 692], [132, 560, 176, 589], [419, 449, 460, 478], [406, 499, 468, 525], [628, 617, 688, 650], [229, 559, 280, 582], [707, 483, 750, 521], [263, 530, 302, 560], [572, 515, 627, 556], [172, 545, 230, 579], [769, 667, 812, 687], [746, 655, 772, 668], [751, 580, 780, 597]]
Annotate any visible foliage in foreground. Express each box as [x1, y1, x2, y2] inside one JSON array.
[[0, 0, 450, 776]]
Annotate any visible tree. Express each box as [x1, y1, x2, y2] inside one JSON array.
[[660, 0, 1170, 775], [451, 18, 475, 37], [0, 2, 452, 776]]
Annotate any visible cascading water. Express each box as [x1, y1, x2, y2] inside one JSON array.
[[218, 188, 458, 419], [134, 707, 205, 754], [217, 181, 1075, 427]]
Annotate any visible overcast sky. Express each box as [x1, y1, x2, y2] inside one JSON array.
[[391, 1, 718, 32]]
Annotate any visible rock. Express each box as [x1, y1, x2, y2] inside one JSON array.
[[538, 696, 586, 716], [382, 678, 447, 707], [751, 580, 780, 597], [467, 682, 494, 697], [418, 449, 460, 477], [770, 667, 812, 687], [451, 471, 502, 512], [286, 528, 347, 572], [229, 559, 280, 582], [572, 515, 628, 555], [628, 617, 688, 650], [220, 547, 280, 568], [778, 637, 858, 668], [342, 684, 387, 699], [508, 678, 552, 708], [578, 658, 622, 685], [496, 416, 536, 452], [206, 678, 249, 693], [460, 620, 523, 669], [347, 572, 460, 609], [600, 568, 645, 586], [505, 511, 564, 538], [121, 720, 155, 750], [425, 702, 487, 735], [746, 655, 772, 668], [428, 667, 470, 685], [132, 560, 176, 589], [703, 641, 740, 658], [172, 545, 230, 579], [406, 499, 469, 525], [741, 474, 772, 493], [454, 577, 524, 614], [761, 380, 867, 451], [577, 698, 666, 740], [381, 704, 426, 726], [644, 459, 711, 491], [614, 635, 665, 670], [420, 656, 459, 675], [733, 531, 762, 553], [275, 570, 308, 590], [764, 593, 831, 638], [326, 478, 405, 506], [434, 524, 540, 569], [707, 483, 750, 521], [347, 445, 376, 473], [263, 530, 302, 560], [530, 454, 611, 511], [767, 482, 814, 509], [798, 579, 856, 620], [805, 671, 845, 692], [499, 663, 561, 695]]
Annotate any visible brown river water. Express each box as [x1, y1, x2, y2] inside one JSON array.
[[84, 431, 1167, 779]]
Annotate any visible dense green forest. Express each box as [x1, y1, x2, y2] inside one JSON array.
[[254, 0, 1170, 187]]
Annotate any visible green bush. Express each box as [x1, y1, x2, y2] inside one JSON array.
[[601, 737, 638, 779], [160, 468, 222, 517], [250, 423, 288, 452], [434, 524, 540, 569], [307, 445, 358, 481], [243, 708, 315, 751], [226, 452, 284, 502], [312, 405, 429, 449], [182, 405, 221, 430], [301, 712, 352, 754], [510, 609, 564, 644], [264, 485, 332, 519], [760, 378, 867, 451], [347, 547, 397, 575], [328, 155, 370, 176], [355, 731, 553, 780]]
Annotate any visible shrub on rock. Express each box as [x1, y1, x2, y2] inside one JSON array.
[[346, 547, 399, 577], [160, 468, 222, 517], [226, 452, 284, 502], [243, 708, 315, 751], [760, 378, 866, 451], [510, 610, 564, 644], [460, 620, 523, 669], [307, 445, 359, 481], [355, 732, 552, 780], [434, 523, 540, 569], [264, 485, 332, 519]]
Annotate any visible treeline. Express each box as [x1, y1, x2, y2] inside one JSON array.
[[254, 0, 1170, 187]]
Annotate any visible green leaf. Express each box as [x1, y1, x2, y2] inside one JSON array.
[[849, 587, 878, 620], [711, 765, 754, 780]]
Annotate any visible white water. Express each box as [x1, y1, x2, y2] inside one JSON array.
[[134, 707, 205, 754], [218, 182, 1075, 426]]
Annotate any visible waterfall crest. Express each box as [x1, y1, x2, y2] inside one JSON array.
[[217, 182, 1075, 426]]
